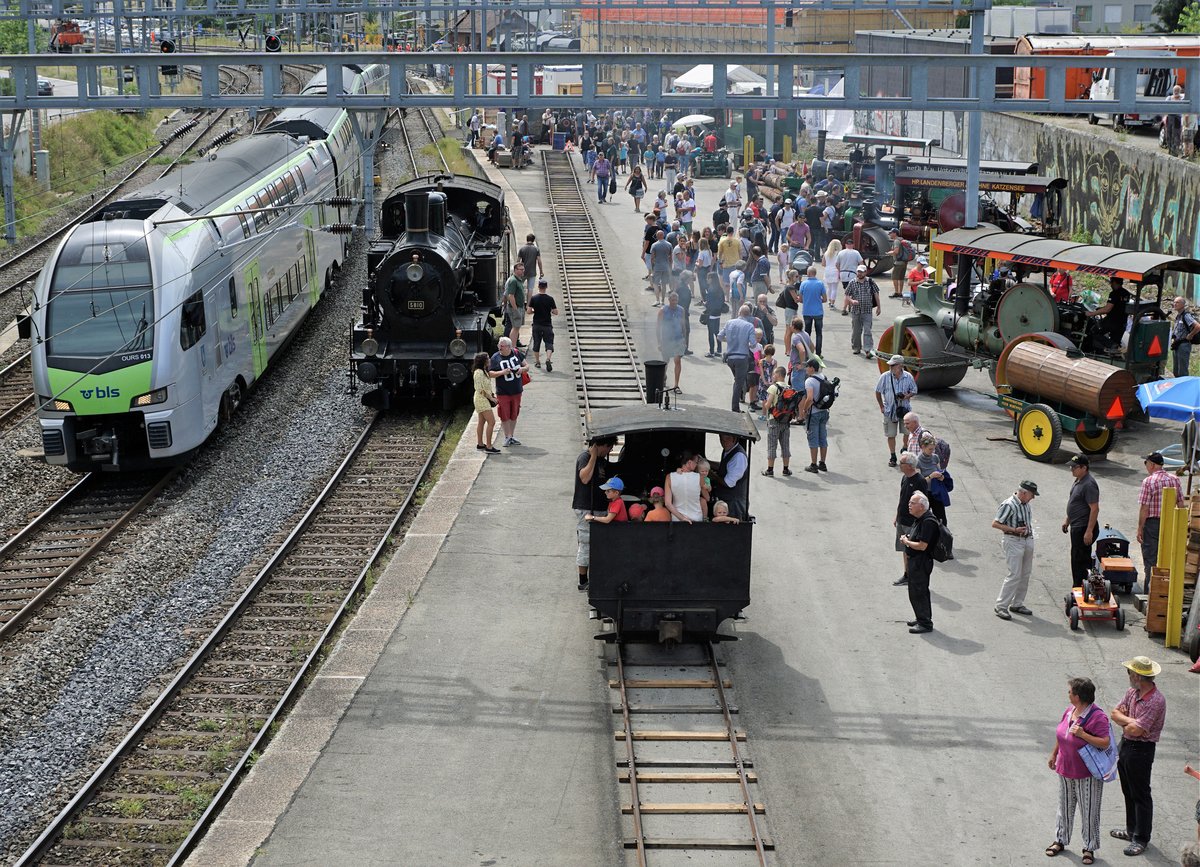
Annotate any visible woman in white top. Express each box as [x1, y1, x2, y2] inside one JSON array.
[[823, 238, 843, 310], [663, 451, 704, 523]]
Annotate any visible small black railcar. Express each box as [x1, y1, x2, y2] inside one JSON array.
[[586, 404, 760, 643], [352, 174, 512, 409]]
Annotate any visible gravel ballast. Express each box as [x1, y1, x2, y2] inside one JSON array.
[[0, 104, 455, 861]]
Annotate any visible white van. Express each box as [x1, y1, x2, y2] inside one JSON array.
[[1087, 52, 1179, 129]]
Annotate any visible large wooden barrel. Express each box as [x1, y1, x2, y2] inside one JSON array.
[[1005, 340, 1137, 419]]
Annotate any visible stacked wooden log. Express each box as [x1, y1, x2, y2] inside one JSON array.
[[751, 162, 802, 204]]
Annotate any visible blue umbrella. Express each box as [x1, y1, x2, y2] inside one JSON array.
[[1136, 376, 1200, 422], [1137, 376, 1200, 490]]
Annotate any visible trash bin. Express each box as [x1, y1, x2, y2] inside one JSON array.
[[553, 131, 569, 150], [644, 360, 667, 408]]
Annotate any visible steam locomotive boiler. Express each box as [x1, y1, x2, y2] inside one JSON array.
[[351, 175, 511, 409]]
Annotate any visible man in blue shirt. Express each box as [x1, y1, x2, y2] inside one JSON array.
[[717, 305, 758, 413], [799, 265, 827, 355]]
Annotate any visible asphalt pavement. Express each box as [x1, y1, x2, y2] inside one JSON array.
[[194, 148, 1198, 866]]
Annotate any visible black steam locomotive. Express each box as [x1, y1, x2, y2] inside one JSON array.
[[351, 174, 511, 409]]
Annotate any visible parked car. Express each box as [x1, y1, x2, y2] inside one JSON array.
[[37, 78, 53, 95]]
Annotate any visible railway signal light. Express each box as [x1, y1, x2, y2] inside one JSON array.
[[264, 34, 281, 52], [160, 39, 177, 76]]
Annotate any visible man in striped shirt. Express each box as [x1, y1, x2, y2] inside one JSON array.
[[1136, 452, 1182, 573], [992, 480, 1038, 620], [845, 264, 881, 356]]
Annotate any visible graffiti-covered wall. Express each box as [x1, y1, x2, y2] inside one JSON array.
[[1037, 128, 1200, 298]]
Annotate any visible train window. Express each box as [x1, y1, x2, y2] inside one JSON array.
[[273, 179, 288, 205], [249, 195, 266, 231], [228, 277, 238, 318], [283, 174, 298, 203], [293, 168, 307, 194], [274, 280, 285, 317], [256, 191, 272, 227], [234, 207, 250, 240], [180, 290, 207, 351]]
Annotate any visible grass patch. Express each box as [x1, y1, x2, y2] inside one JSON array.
[[113, 797, 146, 818], [420, 137, 474, 176], [3, 109, 165, 239]]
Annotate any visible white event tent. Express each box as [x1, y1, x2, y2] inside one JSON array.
[[670, 64, 767, 94]]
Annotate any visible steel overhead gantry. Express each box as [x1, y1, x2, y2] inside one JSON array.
[[2, 51, 1196, 244], [4, 52, 1194, 115], [1, 0, 987, 20]]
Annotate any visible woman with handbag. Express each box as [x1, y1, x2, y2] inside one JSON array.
[[472, 353, 501, 454], [1046, 677, 1111, 864]]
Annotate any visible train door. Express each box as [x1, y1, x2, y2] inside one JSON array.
[[304, 213, 320, 303], [243, 260, 268, 378], [188, 288, 221, 432]]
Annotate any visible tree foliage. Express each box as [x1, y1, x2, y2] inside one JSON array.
[[1176, 0, 1200, 30], [0, 21, 47, 53], [1153, 0, 1189, 30]]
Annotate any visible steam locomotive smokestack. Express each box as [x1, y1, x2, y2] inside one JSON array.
[[428, 192, 446, 236], [816, 130, 827, 162], [404, 191, 429, 234]]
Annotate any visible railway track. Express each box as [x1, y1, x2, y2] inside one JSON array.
[[612, 642, 772, 864], [0, 471, 176, 661], [17, 413, 445, 867], [0, 349, 33, 431], [538, 151, 773, 861], [541, 149, 645, 420], [397, 88, 450, 176]]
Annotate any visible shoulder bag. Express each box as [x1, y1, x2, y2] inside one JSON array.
[[1077, 707, 1119, 782]]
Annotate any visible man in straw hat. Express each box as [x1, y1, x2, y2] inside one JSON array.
[[1110, 656, 1167, 857]]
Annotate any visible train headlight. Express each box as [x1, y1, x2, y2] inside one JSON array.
[[358, 361, 380, 383], [40, 395, 73, 412], [449, 338, 467, 358], [130, 388, 168, 409], [405, 262, 424, 282], [446, 362, 468, 385], [361, 337, 379, 357]]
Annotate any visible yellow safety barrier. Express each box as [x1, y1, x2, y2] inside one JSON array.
[[1154, 487, 1187, 648]]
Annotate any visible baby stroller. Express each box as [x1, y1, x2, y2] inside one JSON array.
[[788, 248, 814, 273]]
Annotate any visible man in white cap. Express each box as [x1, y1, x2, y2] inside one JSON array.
[[1110, 656, 1166, 857], [723, 179, 741, 214], [875, 354, 917, 467], [844, 263, 881, 357]]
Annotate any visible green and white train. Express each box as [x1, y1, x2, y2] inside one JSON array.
[[30, 64, 388, 471]]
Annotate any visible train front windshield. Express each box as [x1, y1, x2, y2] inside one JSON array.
[[46, 227, 155, 360]]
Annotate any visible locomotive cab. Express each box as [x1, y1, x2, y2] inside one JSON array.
[[584, 405, 760, 644]]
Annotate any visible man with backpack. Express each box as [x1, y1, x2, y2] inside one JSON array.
[[761, 367, 795, 477], [799, 356, 837, 474], [1170, 295, 1200, 377], [887, 229, 915, 298], [899, 491, 940, 634]]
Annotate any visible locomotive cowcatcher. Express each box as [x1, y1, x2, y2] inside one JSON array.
[[586, 403, 760, 644], [352, 174, 511, 409]]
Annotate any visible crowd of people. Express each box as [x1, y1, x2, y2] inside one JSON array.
[[467, 124, 1200, 865]]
